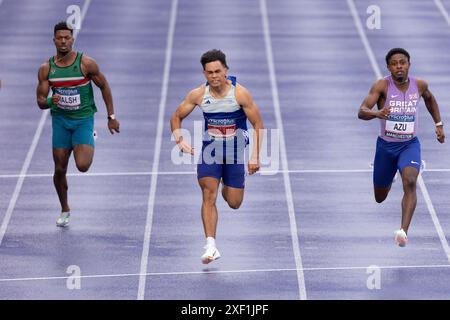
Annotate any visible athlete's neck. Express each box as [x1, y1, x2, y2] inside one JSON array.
[[209, 81, 230, 99], [55, 50, 75, 66], [393, 76, 409, 86]]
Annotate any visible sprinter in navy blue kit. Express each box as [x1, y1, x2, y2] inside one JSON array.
[[170, 49, 264, 263]]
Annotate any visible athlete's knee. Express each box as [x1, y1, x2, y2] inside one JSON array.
[[227, 199, 242, 210], [76, 161, 91, 173], [374, 188, 389, 203], [402, 175, 417, 191], [54, 166, 67, 177], [73, 146, 94, 173], [202, 188, 218, 205]]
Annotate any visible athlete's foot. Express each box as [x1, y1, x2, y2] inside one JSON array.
[[56, 211, 70, 227], [394, 229, 408, 247], [201, 245, 221, 264]]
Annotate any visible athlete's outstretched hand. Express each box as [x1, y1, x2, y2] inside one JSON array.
[[108, 118, 120, 134], [248, 156, 260, 175], [176, 137, 194, 155], [436, 126, 445, 143], [376, 107, 391, 120]]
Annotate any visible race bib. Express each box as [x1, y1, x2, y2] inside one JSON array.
[[54, 88, 81, 110], [207, 119, 237, 139], [385, 119, 415, 139]]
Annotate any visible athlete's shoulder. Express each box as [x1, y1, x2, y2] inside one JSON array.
[[186, 85, 206, 105], [234, 83, 255, 107], [377, 77, 389, 86], [416, 78, 429, 95], [373, 77, 388, 92], [414, 77, 428, 90], [80, 53, 97, 67], [235, 82, 252, 98], [234, 83, 253, 105], [38, 60, 50, 79], [79, 53, 101, 77], [39, 60, 50, 70]]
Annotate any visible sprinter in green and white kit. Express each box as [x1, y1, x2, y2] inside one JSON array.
[[36, 21, 120, 227]]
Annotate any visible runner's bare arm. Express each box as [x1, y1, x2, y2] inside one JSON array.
[[236, 84, 264, 174], [418, 79, 443, 124], [418, 79, 445, 143], [82, 55, 120, 134], [358, 79, 390, 120], [170, 87, 204, 154], [36, 62, 52, 109], [82, 56, 113, 115]]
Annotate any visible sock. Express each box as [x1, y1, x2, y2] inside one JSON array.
[[206, 237, 216, 247]]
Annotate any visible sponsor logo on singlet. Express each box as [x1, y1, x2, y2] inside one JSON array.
[[207, 118, 237, 139]]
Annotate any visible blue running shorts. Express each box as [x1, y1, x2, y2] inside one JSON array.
[[373, 136, 421, 188], [52, 114, 95, 149], [197, 139, 246, 189]]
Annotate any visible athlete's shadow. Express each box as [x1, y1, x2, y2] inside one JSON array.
[[202, 267, 219, 273]]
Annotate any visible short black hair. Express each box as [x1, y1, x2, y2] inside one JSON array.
[[386, 48, 410, 65], [200, 49, 229, 69], [54, 21, 73, 36]]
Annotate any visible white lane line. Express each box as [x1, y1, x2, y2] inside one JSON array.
[[347, 0, 450, 264], [434, 0, 450, 25], [137, 0, 178, 301], [0, 0, 91, 247], [0, 171, 197, 179], [260, 0, 307, 300], [2, 263, 450, 283], [418, 178, 450, 262], [3, 168, 450, 179], [346, 0, 383, 79], [0, 170, 370, 179]]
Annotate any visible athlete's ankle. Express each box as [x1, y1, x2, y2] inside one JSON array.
[[206, 236, 216, 247]]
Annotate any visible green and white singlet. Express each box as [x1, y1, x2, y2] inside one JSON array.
[[48, 52, 97, 119]]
